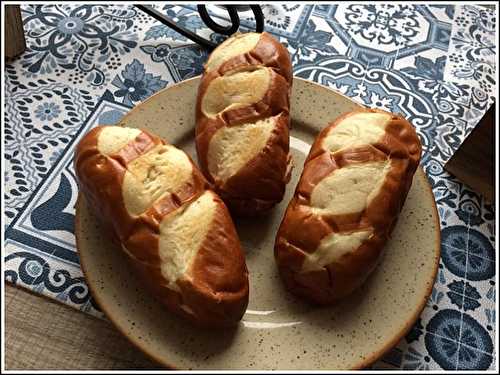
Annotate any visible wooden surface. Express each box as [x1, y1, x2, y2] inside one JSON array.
[[5, 5, 26, 59], [5, 283, 161, 370], [445, 104, 495, 204]]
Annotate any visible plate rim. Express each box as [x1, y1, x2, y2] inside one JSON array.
[[74, 77, 441, 370]]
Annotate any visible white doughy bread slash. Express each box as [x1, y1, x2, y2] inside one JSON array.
[[159, 190, 217, 291], [321, 112, 390, 153], [122, 144, 193, 216], [208, 116, 276, 183], [201, 68, 271, 118], [310, 161, 392, 216], [301, 229, 374, 273], [205, 32, 261, 73], [97, 126, 141, 155]]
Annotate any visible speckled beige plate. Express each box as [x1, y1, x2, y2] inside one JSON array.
[[75, 76, 440, 370]]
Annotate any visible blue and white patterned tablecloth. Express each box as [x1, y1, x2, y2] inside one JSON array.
[[4, 4, 497, 370]]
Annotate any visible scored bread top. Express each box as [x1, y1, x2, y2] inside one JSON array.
[[310, 160, 392, 217], [75, 126, 248, 323], [205, 33, 261, 73], [122, 144, 194, 216], [201, 68, 272, 118], [204, 32, 293, 83], [207, 116, 276, 183], [195, 32, 292, 215], [158, 190, 217, 291], [275, 108, 422, 302]]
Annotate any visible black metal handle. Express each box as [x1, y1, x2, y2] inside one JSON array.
[[135, 4, 264, 51], [197, 5, 240, 36], [250, 5, 265, 33]]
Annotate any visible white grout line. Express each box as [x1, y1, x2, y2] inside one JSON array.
[[426, 330, 493, 357], [441, 243, 494, 263], [455, 212, 471, 370]]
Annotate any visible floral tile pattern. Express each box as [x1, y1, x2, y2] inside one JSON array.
[[3, 4, 496, 370], [19, 5, 139, 87], [443, 5, 496, 97], [4, 75, 96, 225], [111, 59, 168, 106]]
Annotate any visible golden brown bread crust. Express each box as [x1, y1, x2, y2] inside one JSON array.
[[75, 126, 249, 327], [214, 32, 293, 85], [195, 32, 293, 216], [274, 108, 422, 304]]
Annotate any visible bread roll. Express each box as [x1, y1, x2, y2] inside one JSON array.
[[195, 32, 293, 216], [274, 108, 422, 304], [75, 126, 249, 327]]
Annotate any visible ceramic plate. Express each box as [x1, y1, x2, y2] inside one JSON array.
[[75, 77, 440, 370]]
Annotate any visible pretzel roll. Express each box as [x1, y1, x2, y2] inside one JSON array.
[[274, 108, 422, 304], [75, 126, 249, 327], [195, 32, 293, 216]]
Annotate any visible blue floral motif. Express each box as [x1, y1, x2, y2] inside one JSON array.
[[427, 176, 458, 210], [452, 25, 495, 63], [445, 6, 496, 96], [427, 285, 444, 310], [466, 230, 495, 277], [366, 92, 394, 111], [403, 346, 432, 370], [141, 44, 208, 82], [435, 263, 447, 285], [115, 79, 147, 102], [456, 198, 482, 226], [401, 56, 468, 98], [111, 59, 167, 106], [399, 56, 473, 166], [325, 3, 452, 68], [406, 318, 424, 344], [437, 206, 451, 225], [34, 102, 61, 121], [144, 6, 204, 42], [425, 309, 493, 369], [425, 159, 444, 176], [20, 5, 138, 86], [284, 19, 337, 64], [475, 8, 495, 32], [168, 46, 207, 79], [343, 4, 420, 47], [486, 283, 495, 302], [262, 4, 294, 31], [144, 44, 171, 62], [441, 226, 494, 281], [447, 280, 481, 311], [485, 308, 495, 332], [4, 78, 95, 223], [405, 51, 477, 161], [5, 251, 101, 313], [429, 167, 491, 229]]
